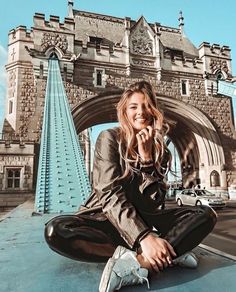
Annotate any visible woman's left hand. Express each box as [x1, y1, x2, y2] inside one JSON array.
[[136, 125, 154, 161]]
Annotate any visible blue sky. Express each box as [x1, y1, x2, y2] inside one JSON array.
[[1, 0, 236, 132]]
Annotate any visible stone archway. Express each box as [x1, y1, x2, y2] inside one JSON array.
[[72, 93, 227, 190], [159, 97, 226, 189], [72, 91, 123, 131]]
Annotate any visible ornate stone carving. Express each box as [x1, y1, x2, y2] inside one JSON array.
[[2, 156, 30, 166], [41, 32, 68, 53], [65, 83, 94, 105], [210, 58, 229, 74], [132, 59, 153, 67], [130, 22, 153, 56]]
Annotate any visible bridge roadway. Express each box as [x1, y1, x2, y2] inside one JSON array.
[[0, 199, 236, 292], [166, 200, 236, 257]]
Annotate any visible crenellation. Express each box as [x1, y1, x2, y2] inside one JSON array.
[[34, 13, 75, 32], [49, 15, 60, 29], [64, 17, 75, 30], [49, 15, 60, 22], [12, 26, 32, 41], [33, 13, 46, 27], [199, 42, 231, 58]]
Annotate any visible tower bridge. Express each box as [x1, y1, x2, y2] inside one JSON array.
[[1, 0, 236, 209]]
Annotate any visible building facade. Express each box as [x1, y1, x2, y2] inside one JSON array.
[[1, 1, 236, 197]]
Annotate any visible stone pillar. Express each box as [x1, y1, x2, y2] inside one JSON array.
[[124, 17, 131, 76], [84, 129, 91, 180]]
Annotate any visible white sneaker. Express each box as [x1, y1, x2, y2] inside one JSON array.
[[173, 252, 198, 269], [99, 245, 150, 292]]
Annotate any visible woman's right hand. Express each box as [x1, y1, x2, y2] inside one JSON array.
[[140, 232, 176, 273]]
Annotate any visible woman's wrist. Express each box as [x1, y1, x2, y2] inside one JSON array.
[[140, 231, 160, 244]]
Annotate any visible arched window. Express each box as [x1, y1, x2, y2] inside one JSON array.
[[210, 170, 220, 187], [216, 70, 223, 81], [50, 52, 59, 59], [96, 70, 102, 86], [93, 68, 105, 87]]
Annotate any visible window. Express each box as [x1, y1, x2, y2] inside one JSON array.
[[89, 36, 103, 46], [96, 70, 102, 86], [210, 170, 220, 187], [9, 100, 13, 114], [6, 168, 21, 189], [171, 49, 183, 59], [181, 80, 189, 96], [216, 72, 223, 80], [63, 64, 67, 81], [93, 68, 106, 87], [40, 62, 44, 78]]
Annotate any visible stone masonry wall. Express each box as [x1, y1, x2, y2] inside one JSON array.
[[17, 66, 37, 139]]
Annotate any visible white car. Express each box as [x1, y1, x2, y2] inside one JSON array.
[[176, 189, 226, 208]]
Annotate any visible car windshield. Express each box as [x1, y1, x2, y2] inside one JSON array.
[[195, 190, 214, 196]]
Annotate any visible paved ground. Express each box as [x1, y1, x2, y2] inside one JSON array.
[[1, 200, 236, 292], [202, 206, 236, 256], [166, 199, 236, 257]]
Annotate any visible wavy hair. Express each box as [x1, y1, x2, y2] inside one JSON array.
[[117, 81, 171, 178]]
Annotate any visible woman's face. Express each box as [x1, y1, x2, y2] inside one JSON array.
[[126, 92, 153, 132]]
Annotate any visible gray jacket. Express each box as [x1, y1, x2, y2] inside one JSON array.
[[78, 127, 167, 248]]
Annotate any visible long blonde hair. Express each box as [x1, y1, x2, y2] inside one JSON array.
[[117, 81, 170, 178]]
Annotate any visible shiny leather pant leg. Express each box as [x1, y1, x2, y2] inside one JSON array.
[[45, 214, 128, 262], [145, 205, 217, 257], [45, 205, 217, 262]]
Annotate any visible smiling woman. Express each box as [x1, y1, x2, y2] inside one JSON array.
[[45, 80, 217, 292]]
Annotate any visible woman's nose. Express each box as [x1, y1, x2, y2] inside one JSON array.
[[137, 106, 145, 115]]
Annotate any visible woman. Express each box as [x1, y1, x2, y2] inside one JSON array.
[[45, 81, 217, 291]]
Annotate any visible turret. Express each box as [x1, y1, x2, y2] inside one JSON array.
[[68, 0, 74, 18]]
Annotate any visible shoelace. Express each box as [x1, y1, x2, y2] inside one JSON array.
[[116, 268, 150, 290]]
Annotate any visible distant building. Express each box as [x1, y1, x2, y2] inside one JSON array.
[[1, 1, 236, 201]]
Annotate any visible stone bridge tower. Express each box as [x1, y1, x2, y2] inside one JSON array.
[[2, 1, 236, 195]]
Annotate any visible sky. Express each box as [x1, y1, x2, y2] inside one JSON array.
[[1, 0, 236, 132]]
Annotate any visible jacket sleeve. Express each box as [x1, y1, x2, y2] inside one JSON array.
[[92, 129, 151, 248]]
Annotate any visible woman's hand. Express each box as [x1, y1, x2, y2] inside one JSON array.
[[136, 125, 154, 161], [140, 232, 176, 273]]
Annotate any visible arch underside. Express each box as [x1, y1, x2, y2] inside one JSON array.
[[72, 94, 226, 188]]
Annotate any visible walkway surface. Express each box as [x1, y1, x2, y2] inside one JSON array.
[[1, 199, 236, 292]]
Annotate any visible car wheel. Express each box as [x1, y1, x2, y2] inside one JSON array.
[[196, 200, 202, 206], [177, 198, 183, 207]]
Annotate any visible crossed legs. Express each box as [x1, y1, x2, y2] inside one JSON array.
[[45, 205, 216, 262]]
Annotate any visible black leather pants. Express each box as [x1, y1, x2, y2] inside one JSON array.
[[45, 205, 216, 262]]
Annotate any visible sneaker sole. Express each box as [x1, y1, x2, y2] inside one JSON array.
[[99, 246, 124, 292], [99, 258, 116, 292]]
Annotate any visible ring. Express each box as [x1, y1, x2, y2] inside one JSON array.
[[139, 132, 144, 136]]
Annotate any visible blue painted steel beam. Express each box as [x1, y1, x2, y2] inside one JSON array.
[[35, 58, 91, 213], [218, 80, 236, 98]]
